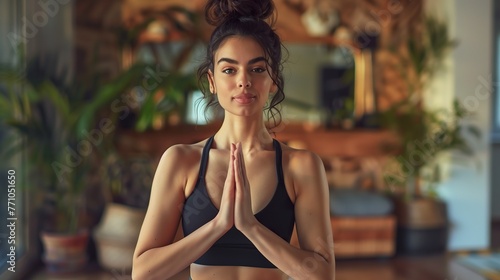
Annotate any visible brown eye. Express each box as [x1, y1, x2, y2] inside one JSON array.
[[252, 68, 265, 73]]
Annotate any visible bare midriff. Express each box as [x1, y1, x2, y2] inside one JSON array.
[[190, 263, 287, 280]]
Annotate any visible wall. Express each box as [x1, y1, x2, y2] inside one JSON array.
[[430, 0, 493, 250], [25, 0, 74, 79], [0, 1, 16, 63]]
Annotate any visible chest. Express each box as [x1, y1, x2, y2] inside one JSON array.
[[203, 150, 279, 211]]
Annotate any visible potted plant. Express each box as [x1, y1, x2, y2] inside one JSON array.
[[379, 15, 480, 254], [0, 53, 151, 272], [117, 6, 204, 131], [380, 98, 480, 254]]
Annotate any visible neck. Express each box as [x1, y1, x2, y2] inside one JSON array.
[[214, 114, 273, 153]]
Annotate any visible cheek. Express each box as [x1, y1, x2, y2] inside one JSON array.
[[215, 76, 234, 89], [261, 78, 275, 91]]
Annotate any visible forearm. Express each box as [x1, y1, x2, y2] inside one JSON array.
[[132, 219, 227, 280], [243, 223, 335, 280]]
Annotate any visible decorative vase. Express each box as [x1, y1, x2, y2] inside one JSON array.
[[40, 230, 89, 273], [93, 203, 146, 272]]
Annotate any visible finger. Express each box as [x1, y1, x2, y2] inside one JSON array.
[[232, 143, 236, 160], [234, 144, 243, 188], [231, 143, 236, 179], [229, 142, 234, 167], [235, 143, 247, 186], [238, 142, 247, 181], [225, 144, 235, 186], [233, 143, 239, 179]]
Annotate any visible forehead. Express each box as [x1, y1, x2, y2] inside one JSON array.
[[214, 36, 265, 63]]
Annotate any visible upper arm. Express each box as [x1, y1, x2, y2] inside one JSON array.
[[291, 151, 335, 263], [133, 145, 191, 259]]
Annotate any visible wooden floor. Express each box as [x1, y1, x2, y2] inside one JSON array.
[[336, 254, 485, 280]]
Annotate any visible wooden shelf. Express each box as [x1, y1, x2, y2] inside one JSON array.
[[116, 122, 399, 160]]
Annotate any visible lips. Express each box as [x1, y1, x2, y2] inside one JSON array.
[[233, 93, 256, 104]]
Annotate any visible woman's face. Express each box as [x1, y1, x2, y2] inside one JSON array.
[[208, 36, 277, 118]]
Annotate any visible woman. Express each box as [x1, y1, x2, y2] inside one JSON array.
[[132, 0, 335, 279]]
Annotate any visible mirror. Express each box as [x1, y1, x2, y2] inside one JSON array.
[[283, 43, 377, 129]]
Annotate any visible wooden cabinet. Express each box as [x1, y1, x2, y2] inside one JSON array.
[[330, 216, 396, 258]]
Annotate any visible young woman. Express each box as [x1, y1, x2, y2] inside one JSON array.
[[132, 0, 335, 279]]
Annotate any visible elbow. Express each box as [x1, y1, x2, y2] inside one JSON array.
[[322, 267, 336, 280], [132, 255, 151, 280], [132, 254, 178, 280], [131, 268, 140, 280], [309, 253, 335, 280], [289, 251, 335, 280], [315, 268, 335, 280], [329, 258, 336, 280], [132, 252, 141, 279], [293, 262, 335, 280], [305, 259, 336, 280], [131, 260, 143, 280], [326, 257, 336, 280], [313, 269, 335, 280], [132, 265, 154, 280]]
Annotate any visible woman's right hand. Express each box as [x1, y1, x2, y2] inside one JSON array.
[[214, 143, 236, 232]]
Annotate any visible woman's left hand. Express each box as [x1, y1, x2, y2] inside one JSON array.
[[233, 142, 258, 232]]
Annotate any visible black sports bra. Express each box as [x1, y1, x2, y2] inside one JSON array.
[[181, 136, 295, 268]]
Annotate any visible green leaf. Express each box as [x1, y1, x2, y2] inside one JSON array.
[[135, 93, 156, 131], [38, 80, 70, 117], [76, 63, 150, 138]]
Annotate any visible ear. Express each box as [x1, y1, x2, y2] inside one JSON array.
[[270, 82, 278, 95], [208, 70, 216, 94]]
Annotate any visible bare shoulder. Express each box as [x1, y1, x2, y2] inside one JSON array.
[[279, 142, 325, 175], [278, 141, 327, 198], [154, 139, 210, 192], [159, 139, 208, 168]]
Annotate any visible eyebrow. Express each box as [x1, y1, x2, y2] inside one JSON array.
[[217, 56, 267, 65]]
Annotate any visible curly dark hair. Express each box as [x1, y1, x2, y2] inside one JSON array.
[[197, 0, 286, 130]]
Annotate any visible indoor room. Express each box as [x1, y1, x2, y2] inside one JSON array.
[[0, 0, 499, 279]]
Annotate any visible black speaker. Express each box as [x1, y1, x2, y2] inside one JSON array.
[[320, 65, 355, 128]]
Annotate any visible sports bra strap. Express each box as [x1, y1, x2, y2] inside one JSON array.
[[273, 139, 285, 185], [198, 136, 214, 179]]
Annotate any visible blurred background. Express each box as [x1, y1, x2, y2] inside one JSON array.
[[0, 0, 498, 279]]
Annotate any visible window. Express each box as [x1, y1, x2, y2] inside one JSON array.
[[0, 0, 41, 278]]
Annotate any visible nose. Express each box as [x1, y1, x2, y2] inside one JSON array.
[[238, 74, 252, 88]]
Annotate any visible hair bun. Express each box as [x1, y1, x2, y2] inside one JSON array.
[[205, 0, 275, 26]]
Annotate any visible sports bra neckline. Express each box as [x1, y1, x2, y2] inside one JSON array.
[[198, 135, 284, 217]]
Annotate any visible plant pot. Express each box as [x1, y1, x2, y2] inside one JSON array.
[[93, 203, 146, 272], [396, 225, 448, 255], [394, 197, 449, 255], [40, 230, 89, 273]]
